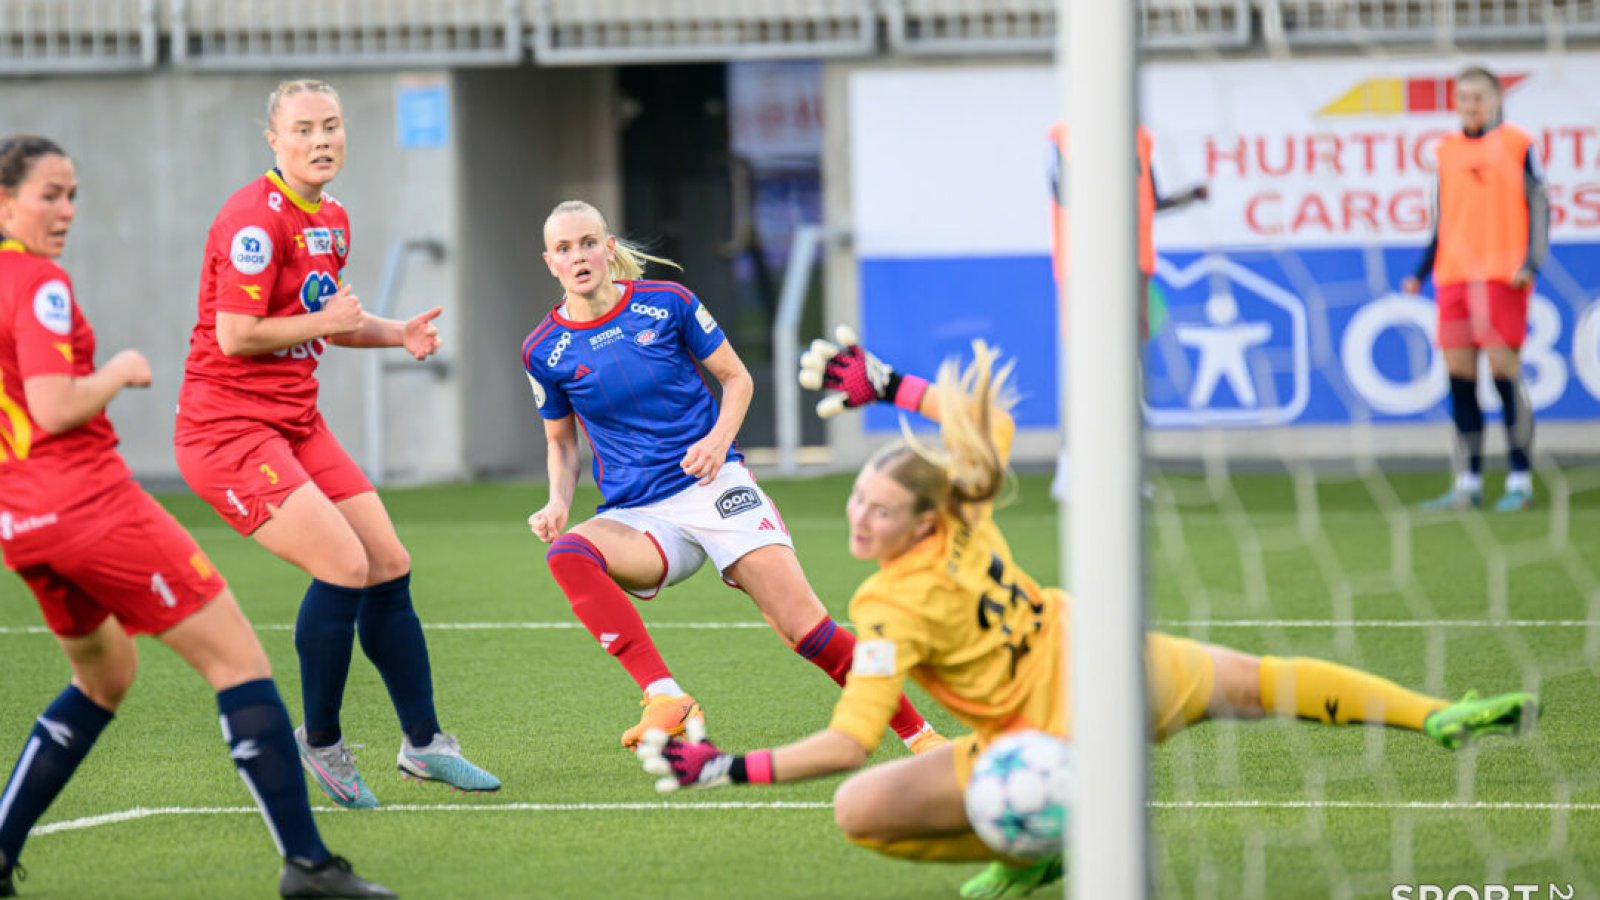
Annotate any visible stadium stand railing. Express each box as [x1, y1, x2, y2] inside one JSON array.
[[0, 0, 157, 74], [527, 0, 877, 64], [170, 0, 523, 70], [2, 1, 1599, 73]]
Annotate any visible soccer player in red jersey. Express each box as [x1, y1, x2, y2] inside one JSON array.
[[174, 80, 497, 808], [0, 135, 392, 898]]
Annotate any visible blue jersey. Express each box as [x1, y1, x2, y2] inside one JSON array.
[[521, 280, 742, 512]]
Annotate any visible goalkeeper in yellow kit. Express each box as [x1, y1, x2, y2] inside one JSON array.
[[637, 329, 1539, 899]]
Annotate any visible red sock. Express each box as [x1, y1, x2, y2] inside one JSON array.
[[547, 534, 670, 691], [796, 618, 929, 741]]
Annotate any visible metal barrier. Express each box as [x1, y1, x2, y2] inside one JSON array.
[[530, 0, 876, 64], [0, 0, 157, 74], [883, 0, 1253, 54], [773, 224, 840, 476], [1264, 0, 1600, 44], [171, 0, 523, 70], [364, 237, 448, 486]]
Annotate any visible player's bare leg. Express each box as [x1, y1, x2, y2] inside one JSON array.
[[728, 545, 945, 752]]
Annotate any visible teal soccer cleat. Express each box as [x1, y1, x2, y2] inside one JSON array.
[[295, 726, 379, 809], [1494, 488, 1534, 512], [397, 733, 501, 792], [1419, 487, 1482, 512], [1424, 691, 1539, 750], [959, 856, 1064, 899]]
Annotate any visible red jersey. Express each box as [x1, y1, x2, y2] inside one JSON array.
[[0, 240, 132, 527], [179, 170, 351, 429]]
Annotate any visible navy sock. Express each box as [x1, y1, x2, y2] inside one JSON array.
[[357, 573, 439, 747], [293, 579, 363, 748], [1494, 377, 1533, 473], [1448, 376, 1484, 477], [218, 679, 330, 864], [0, 685, 113, 867]]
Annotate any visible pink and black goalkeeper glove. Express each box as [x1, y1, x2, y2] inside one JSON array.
[[797, 325, 929, 420], [636, 721, 774, 792]]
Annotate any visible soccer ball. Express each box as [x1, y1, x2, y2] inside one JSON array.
[[963, 730, 1073, 859]]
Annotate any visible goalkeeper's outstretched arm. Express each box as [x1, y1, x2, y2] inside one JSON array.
[[798, 325, 944, 423]]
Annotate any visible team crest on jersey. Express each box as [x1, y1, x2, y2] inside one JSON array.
[[332, 228, 347, 256], [526, 373, 547, 409], [32, 280, 72, 335], [635, 329, 658, 346], [299, 270, 339, 312], [230, 226, 273, 275], [715, 487, 761, 519], [302, 228, 333, 256]]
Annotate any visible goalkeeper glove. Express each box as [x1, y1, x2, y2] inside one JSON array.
[[797, 324, 929, 419], [636, 720, 775, 792]]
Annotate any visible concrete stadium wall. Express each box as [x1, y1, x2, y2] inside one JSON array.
[[1, 67, 620, 487]]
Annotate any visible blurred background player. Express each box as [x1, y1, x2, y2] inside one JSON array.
[[1402, 65, 1549, 513], [1047, 123, 1207, 500], [0, 134, 392, 899], [640, 328, 1539, 900], [173, 79, 498, 809], [524, 200, 943, 753]]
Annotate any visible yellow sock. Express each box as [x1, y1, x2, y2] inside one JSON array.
[[847, 831, 1012, 863], [1258, 656, 1447, 732]]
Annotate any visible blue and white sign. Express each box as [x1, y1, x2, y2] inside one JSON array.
[[849, 57, 1600, 432], [396, 82, 450, 149]]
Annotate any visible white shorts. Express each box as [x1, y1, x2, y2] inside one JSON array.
[[596, 463, 794, 600]]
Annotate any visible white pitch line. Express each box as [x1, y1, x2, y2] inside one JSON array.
[[4, 619, 1598, 636], [34, 801, 833, 835], [35, 798, 1599, 837]]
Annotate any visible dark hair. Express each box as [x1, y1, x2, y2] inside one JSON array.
[[0, 134, 66, 192], [1457, 65, 1502, 97]]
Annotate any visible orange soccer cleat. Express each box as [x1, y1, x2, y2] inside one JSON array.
[[621, 693, 704, 749], [905, 723, 950, 755]]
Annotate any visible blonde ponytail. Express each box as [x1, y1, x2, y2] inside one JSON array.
[[545, 200, 682, 280]]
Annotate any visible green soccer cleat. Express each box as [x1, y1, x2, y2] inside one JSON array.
[[397, 732, 501, 792], [1424, 690, 1539, 750], [295, 726, 379, 810], [1494, 488, 1534, 512], [1419, 487, 1482, 512], [959, 856, 1064, 899]]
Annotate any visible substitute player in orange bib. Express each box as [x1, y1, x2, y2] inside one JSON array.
[[174, 79, 497, 809], [639, 328, 1537, 899], [1403, 65, 1550, 513], [0, 135, 391, 898]]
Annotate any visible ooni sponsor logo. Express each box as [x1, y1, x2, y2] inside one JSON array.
[[715, 486, 761, 518], [230, 226, 273, 275], [630, 302, 669, 320], [547, 332, 572, 367]]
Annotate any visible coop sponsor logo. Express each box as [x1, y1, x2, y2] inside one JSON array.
[[546, 332, 571, 367], [1392, 884, 1573, 900], [630, 302, 669, 320], [714, 486, 760, 519], [588, 326, 625, 350]]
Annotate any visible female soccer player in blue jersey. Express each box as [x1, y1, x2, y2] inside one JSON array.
[[523, 200, 943, 752]]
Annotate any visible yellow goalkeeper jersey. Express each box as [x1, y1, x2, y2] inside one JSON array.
[[827, 413, 1066, 751]]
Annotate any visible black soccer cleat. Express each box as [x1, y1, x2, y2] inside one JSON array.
[[0, 848, 20, 898], [279, 855, 396, 898]]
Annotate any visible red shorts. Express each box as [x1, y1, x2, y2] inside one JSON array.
[[7, 483, 226, 638], [1436, 280, 1530, 350], [175, 414, 373, 536]]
